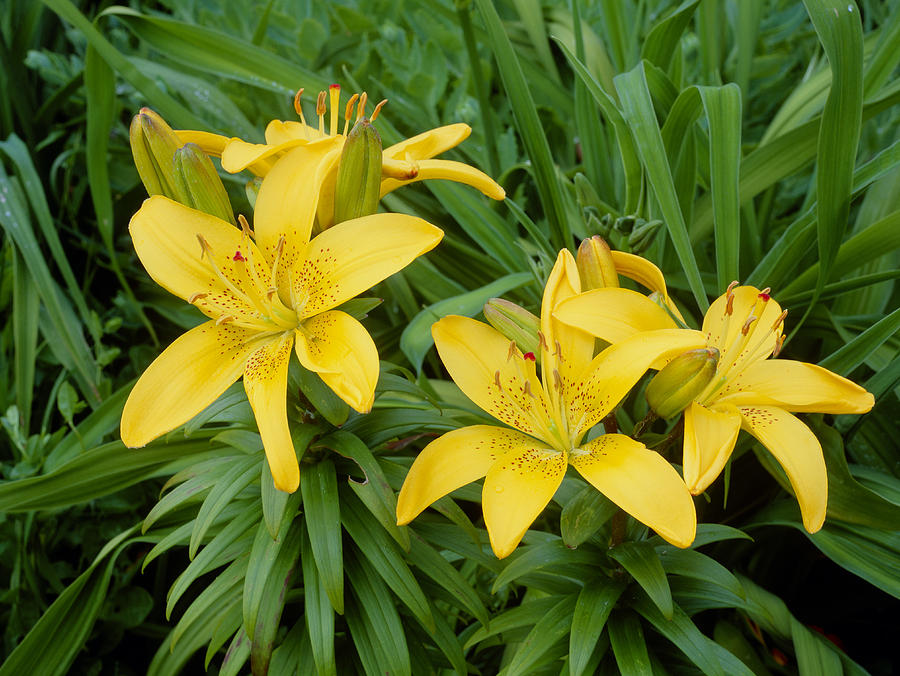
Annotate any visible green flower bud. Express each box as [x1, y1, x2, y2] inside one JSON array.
[[333, 117, 383, 225], [627, 218, 662, 255], [172, 143, 235, 224], [130, 107, 181, 197], [483, 298, 540, 362], [645, 348, 719, 419], [576, 235, 619, 290]]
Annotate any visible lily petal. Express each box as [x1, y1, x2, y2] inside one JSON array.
[[293, 213, 443, 317], [739, 406, 827, 533], [129, 196, 269, 321], [253, 138, 343, 293], [610, 251, 669, 298], [482, 447, 567, 558], [294, 311, 379, 413], [703, 286, 784, 362], [396, 425, 534, 525], [221, 138, 303, 175], [175, 130, 229, 158], [264, 119, 316, 146], [540, 250, 595, 408], [571, 434, 697, 547], [683, 402, 741, 493], [553, 287, 680, 345], [121, 321, 258, 447], [243, 333, 299, 492], [379, 159, 506, 200], [432, 315, 553, 441], [382, 123, 471, 160], [716, 359, 875, 413], [570, 328, 707, 441]]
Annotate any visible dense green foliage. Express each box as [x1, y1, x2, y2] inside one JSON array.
[[1, 0, 898, 674]]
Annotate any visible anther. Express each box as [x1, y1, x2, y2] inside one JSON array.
[[773, 309, 788, 330], [196, 234, 210, 259], [740, 315, 758, 335], [188, 292, 208, 304], [494, 370, 502, 388], [726, 293, 735, 316], [507, 341, 517, 361], [343, 93, 360, 135], [356, 92, 368, 122], [524, 381, 535, 398], [553, 369, 563, 390], [772, 334, 786, 358], [371, 99, 388, 122], [216, 315, 235, 325], [266, 287, 278, 301], [537, 331, 549, 351], [553, 340, 565, 362], [316, 90, 327, 134], [237, 213, 254, 238], [726, 280, 740, 294], [293, 89, 305, 117]]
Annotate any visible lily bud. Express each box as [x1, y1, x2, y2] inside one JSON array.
[[645, 348, 719, 419], [576, 235, 619, 290], [172, 143, 235, 224], [333, 117, 382, 225], [130, 107, 181, 197], [483, 298, 540, 361], [627, 218, 662, 255]]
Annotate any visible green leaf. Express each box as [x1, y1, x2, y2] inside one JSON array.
[[569, 579, 627, 676], [464, 597, 560, 650], [492, 539, 595, 592], [341, 495, 434, 632], [791, 617, 842, 676], [474, 0, 570, 249], [560, 484, 618, 547], [614, 63, 707, 309], [818, 307, 900, 375], [300, 458, 344, 614], [608, 611, 653, 676], [641, 0, 700, 71], [298, 365, 349, 426], [171, 558, 244, 648], [243, 491, 301, 639], [301, 528, 337, 676], [189, 455, 260, 558], [0, 527, 137, 676], [400, 271, 532, 371], [608, 540, 673, 619], [656, 547, 744, 600], [505, 594, 577, 676]]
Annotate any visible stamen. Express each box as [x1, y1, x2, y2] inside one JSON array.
[[270, 234, 287, 291], [507, 341, 517, 362], [356, 92, 368, 122], [329, 84, 340, 136], [773, 309, 788, 330], [553, 369, 562, 391], [772, 334, 786, 358], [293, 89, 305, 118], [537, 331, 549, 351], [553, 340, 565, 362], [238, 214, 254, 238], [188, 292, 208, 304], [523, 381, 534, 398], [740, 315, 758, 335], [216, 315, 235, 325], [726, 280, 740, 294], [316, 90, 327, 135], [494, 370, 502, 388], [343, 93, 360, 135], [371, 99, 388, 122]]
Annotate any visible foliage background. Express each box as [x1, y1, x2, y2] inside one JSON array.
[[0, 0, 899, 674]]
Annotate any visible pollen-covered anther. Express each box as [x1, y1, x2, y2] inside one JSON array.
[[316, 90, 327, 117], [494, 370, 502, 388], [216, 315, 235, 325], [553, 340, 565, 362], [507, 341, 517, 362], [343, 93, 360, 135], [553, 369, 562, 390], [772, 334, 786, 358], [266, 287, 279, 301], [237, 214, 254, 238], [523, 381, 535, 398], [538, 331, 549, 351], [741, 315, 758, 335], [293, 89, 305, 116], [188, 292, 208, 304], [371, 99, 388, 122], [356, 92, 368, 122], [773, 309, 788, 331]]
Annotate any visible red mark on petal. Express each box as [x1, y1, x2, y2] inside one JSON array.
[[233, 251, 246, 262], [523, 352, 536, 361]]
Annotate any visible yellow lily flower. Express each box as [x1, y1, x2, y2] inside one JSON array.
[[120, 141, 443, 493], [176, 85, 505, 230], [396, 249, 703, 558], [554, 283, 875, 533]]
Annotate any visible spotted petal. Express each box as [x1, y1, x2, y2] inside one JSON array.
[[569, 328, 707, 442], [571, 434, 697, 548], [121, 321, 259, 447], [716, 359, 874, 413], [380, 159, 505, 200], [292, 213, 443, 318], [703, 286, 784, 362], [396, 425, 533, 525], [482, 446, 567, 558], [294, 311, 379, 413], [431, 315, 554, 442], [129, 196, 270, 322], [554, 287, 680, 345], [739, 406, 827, 533], [243, 333, 299, 492], [683, 402, 742, 494], [252, 137, 344, 285]]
